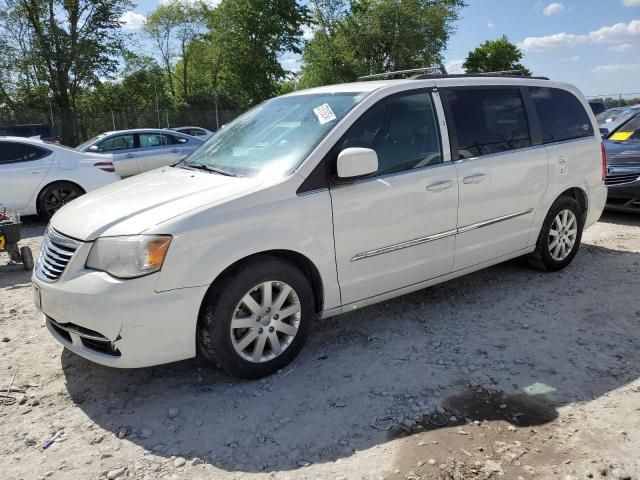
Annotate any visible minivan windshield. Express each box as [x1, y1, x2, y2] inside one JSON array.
[[182, 92, 367, 178]]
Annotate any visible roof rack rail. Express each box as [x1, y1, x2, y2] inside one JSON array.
[[411, 69, 549, 80], [357, 67, 446, 81]]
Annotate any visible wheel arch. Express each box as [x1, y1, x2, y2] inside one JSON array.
[[36, 180, 87, 216], [199, 249, 325, 318], [558, 186, 588, 220]]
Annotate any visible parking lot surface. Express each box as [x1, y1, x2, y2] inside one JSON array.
[[1, 213, 639, 480]]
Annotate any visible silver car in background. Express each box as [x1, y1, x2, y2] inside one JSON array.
[[168, 126, 215, 139], [76, 128, 203, 177]]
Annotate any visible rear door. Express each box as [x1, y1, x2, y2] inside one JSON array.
[[0, 141, 53, 210], [441, 86, 549, 271]]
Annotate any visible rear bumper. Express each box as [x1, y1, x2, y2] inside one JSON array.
[[605, 172, 640, 212], [585, 183, 607, 228]]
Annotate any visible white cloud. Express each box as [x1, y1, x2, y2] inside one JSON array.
[[119, 11, 146, 30], [281, 54, 302, 72], [519, 32, 587, 51], [623, 0, 640, 6], [543, 3, 565, 16], [160, 0, 221, 7], [592, 63, 640, 73], [445, 59, 465, 74], [519, 19, 640, 51], [487, 22, 495, 28], [301, 24, 315, 41], [608, 43, 634, 52], [562, 55, 580, 61]]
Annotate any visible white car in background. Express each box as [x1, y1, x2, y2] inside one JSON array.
[[0, 136, 120, 219]]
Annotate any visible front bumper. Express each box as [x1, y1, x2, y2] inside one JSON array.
[[34, 240, 208, 368]]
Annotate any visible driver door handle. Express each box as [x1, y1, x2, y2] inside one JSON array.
[[462, 173, 487, 184], [426, 180, 452, 192]]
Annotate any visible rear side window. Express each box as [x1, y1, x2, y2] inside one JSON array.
[[444, 87, 531, 159], [530, 87, 593, 144], [0, 142, 49, 163], [139, 133, 173, 148]]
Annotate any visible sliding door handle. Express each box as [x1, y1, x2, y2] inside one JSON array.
[[462, 173, 487, 184], [426, 180, 452, 192]]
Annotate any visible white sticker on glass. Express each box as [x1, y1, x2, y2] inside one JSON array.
[[313, 103, 337, 125]]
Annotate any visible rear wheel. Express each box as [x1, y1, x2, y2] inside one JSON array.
[[529, 196, 584, 272], [197, 256, 314, 379], [37, 182, 85, 220]]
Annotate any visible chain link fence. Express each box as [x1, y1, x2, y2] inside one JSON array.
[[0, 106, 243, 146]]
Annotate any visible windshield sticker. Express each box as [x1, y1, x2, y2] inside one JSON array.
[[313, 103, 337, 125]]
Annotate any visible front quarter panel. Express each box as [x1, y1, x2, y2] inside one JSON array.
[[153, 177, 341, 311]]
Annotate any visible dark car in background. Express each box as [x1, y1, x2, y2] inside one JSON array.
[[0, 123, 58, 142], [604, 112, 640, 212]]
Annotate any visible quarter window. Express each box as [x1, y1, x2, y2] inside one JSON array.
[[98, 134, 135, 152], [444, 87, 531, 159], [530, 87, 594, 144], [338, 92, 442, 176]]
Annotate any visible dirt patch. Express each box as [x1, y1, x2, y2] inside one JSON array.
[[1, 212, 639, 480]]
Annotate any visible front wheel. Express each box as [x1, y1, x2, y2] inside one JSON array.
[[529, 196, 584, 272], [197, 256, 314, 379]]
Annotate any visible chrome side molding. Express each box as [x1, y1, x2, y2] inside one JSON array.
[[351, 208, 534, 262]]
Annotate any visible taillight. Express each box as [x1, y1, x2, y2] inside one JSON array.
[[601, 142, 607, 181], [94, 161, 115, 173]]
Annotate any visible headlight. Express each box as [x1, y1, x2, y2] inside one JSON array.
[[86, 235, 172, 279]]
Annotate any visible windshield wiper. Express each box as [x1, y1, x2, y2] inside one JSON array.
[[182, 163, 237, 177]]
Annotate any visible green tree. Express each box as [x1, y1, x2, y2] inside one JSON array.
[[144, 0, 203, 101], [463, 35, 531, 76], [300, 0, 464, 87], [201, 0, 310, 106], [0, 0, 131, 143]]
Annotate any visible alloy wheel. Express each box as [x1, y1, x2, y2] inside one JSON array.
[[548, 209, 578, 261], [230, 281, 301, 363], [44, 188, 80, 217]]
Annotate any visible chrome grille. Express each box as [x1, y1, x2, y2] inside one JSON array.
[[36, 228, 80, 282], [605, 173, 640, 186]]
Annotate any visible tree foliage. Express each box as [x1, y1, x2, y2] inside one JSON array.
[[0, 0, 130, 143], [463, 35, 531, 76], [300, 0, 465, 87]]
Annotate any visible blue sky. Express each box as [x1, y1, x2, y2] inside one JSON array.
[[121, 0, 640, 98]]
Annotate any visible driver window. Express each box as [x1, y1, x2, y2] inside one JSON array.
[[339, 92, 442, 176]]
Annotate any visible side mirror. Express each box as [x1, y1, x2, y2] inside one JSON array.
[[88, 145, 100, 152], [599, 127, 609, 136], [337, 147, 378, 179]]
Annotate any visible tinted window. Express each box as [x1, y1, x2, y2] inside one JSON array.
[[97, 134, 135, 151], [0, 142, 49, 163], [139, 133, 173, 148], [444, 88, 531, 159], [339, 92, 442, 176], [530, 87, 593, 144]]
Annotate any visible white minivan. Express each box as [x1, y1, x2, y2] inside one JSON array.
[[34, 75, 607, 378]]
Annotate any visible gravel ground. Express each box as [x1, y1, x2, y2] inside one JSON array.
[[1, 212, 639, 480]]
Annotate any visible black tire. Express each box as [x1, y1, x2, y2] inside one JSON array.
[[37, 182, 85, 220], [528, 196, 584, 272], [197, 256, 315, 379], [20, 246, 34, 271]]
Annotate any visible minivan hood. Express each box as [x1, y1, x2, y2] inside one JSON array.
[[605, 140, 640, 166], [51, 167, 263, 241]]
